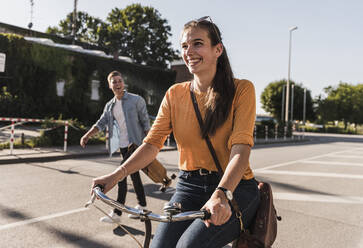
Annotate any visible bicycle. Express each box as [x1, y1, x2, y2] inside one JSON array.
[[85, 186, 210, 248]]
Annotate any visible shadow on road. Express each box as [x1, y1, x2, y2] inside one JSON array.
[[24, 162, 95, 178], [129, 183, 175, 201], [255, 176, 339, 196], [113, 224, 147, 237], [0, 203, 110, 248]]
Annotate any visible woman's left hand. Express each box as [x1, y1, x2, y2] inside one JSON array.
[[202, 190, 232, 227]]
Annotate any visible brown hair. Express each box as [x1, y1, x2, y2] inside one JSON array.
[[183, 20, 236, 138], [107, 71, 122, 84]]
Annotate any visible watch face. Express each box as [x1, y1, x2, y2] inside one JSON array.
[[218, 187, 233, 200], [226, 190, 233, 200]]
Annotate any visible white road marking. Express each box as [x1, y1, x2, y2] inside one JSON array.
[[328, 154, 363, 159], [0, 207, 88, 231], [255, 147, 363, 172], [301, 160, 363, 167], [256, 170, 363, 179], [274, 192, 363, 204], [358, 237, 363, 248]]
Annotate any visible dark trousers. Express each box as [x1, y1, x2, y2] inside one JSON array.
[[114, 147, 147, 215]]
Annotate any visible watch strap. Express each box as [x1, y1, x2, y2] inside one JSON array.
[[216, 186, 232, 200]]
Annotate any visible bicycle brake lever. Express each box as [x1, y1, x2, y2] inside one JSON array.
[[85, 194, 96, 208], [85, 184, 104, 208]]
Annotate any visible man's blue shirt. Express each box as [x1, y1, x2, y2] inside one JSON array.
[[94, 91, 150, 155]]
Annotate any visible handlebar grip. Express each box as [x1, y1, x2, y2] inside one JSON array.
[[202, 209, 211, 220], [94, 184, 104, 192]]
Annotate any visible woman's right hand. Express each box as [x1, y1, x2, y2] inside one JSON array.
[[91, 172, 121, 195]]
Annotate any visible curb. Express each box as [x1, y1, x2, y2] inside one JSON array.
[[0, 146, 178, 165], [0, 151, 107, 165], [0, 139, 308, 165], [254, 138, 310, 145]]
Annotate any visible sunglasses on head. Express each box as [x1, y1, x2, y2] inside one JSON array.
[[186, 16, 222, 45]]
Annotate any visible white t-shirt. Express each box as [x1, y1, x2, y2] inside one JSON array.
[[113, 99, 130, 148]]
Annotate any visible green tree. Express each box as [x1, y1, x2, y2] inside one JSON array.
[[352, 84, 363, 125], [104, 4, 179, 68], [317, 83, 363, 129], [46, 11, 105, 45], [260, 79, 315, 122], [47, 5, 179, 68]]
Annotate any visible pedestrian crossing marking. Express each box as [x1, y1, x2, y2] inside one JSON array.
[[274, 192, 363, 204], [255, 170, 363, 179], [301, 160, 363, 167], [328, 154, 363, 159], [255, 147, 363, 171], [0, 207, 88, 231]]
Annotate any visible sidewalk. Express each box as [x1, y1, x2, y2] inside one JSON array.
[[0, 134, 309, 165], [0, 144, 177, 165]]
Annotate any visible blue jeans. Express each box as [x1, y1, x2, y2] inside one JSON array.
[[150, 170, 260, 248]]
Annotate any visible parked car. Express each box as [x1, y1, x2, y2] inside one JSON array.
[[255, 115, 277, 124]]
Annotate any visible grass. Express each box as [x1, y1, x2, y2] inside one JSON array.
[[297, 121, 363, 135]]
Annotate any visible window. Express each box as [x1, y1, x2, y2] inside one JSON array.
[[56, 80, 65, 96], [91, 80, 100, 100]]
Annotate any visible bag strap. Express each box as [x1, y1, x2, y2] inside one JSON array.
[[189, 86, 224, 175], [189, 84, 245, 231]]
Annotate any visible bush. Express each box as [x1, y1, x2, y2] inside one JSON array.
[[31, 118, 104, 147], [255, 120, 292, 139]]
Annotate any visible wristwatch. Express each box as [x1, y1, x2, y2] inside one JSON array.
[[216, 187, 233, 201]]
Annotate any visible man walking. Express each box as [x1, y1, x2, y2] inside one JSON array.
[[80, 70, 149, 222]]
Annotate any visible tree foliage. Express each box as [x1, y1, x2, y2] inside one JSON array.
[[260, 79, 315, 122], [46, 4, 179, 68], [105, 4, 179, 67], [316, 83, 363, 128], [46, 11, 105, 45]]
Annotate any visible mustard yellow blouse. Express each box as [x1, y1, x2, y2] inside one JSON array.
[[144, 79, 256, 180]]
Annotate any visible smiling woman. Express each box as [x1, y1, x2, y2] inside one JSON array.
[[91, 17, 259, 248]]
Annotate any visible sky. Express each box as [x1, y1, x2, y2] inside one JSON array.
[[1, 0, 363, 114]]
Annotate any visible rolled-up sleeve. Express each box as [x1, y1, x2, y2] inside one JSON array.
[[227, 80, 256, 149], [94, 104, 109, 132], [136, 97, 150, 132], [143, 88, 172, 149]]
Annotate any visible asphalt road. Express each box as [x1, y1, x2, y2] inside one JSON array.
[[1, 134, 363, 248]]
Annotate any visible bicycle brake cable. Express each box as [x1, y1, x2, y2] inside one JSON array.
[[91, 204, 143, 248]]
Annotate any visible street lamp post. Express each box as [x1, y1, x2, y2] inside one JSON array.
[[281, 85, 285, 121], [290, 83, 294, 122], [72, 0, 78, 44], [303, 88, 306, 124], [303, 88, 306, 139], [28, 0, 34, 30], [285, 26, 298, 123]]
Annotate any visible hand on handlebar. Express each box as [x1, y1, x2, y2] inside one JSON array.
[[202, 191, 232, 228], [91, 172, 120, 195]]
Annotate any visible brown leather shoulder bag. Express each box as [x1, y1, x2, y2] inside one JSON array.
[[232, 181, 281, 248]]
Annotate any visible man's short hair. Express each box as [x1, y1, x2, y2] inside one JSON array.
[[107, 71, 122, 84]]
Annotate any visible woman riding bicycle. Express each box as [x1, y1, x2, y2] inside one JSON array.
[[92, 16, 260, 248]]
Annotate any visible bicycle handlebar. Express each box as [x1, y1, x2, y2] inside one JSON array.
[[86, 186, 210, 223]]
